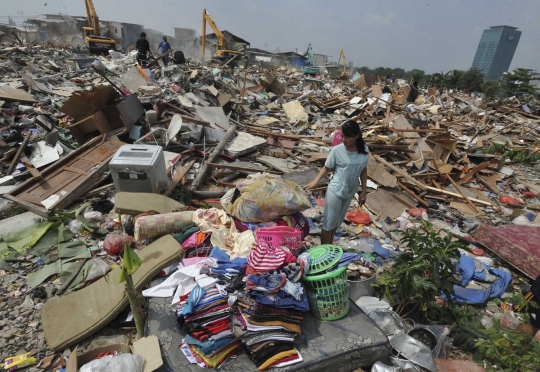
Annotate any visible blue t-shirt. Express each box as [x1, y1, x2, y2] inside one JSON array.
[[325, 143, 369, 199], [158, 41, 171, 55]]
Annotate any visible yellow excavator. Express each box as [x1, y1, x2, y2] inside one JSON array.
[[338, 48, 348, 74], [201, 9, 244, 61], [82, 0, 116, 55]]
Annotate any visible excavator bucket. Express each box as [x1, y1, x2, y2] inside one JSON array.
[[88, 37, 116, 55]]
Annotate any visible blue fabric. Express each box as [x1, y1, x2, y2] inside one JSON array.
[[158, 41, 171, 54], [184, 334, 235, 356], [450, 256, 513, 304], [209, 246, 247, 276], [251, 288, 310, 312], [323, 188, 354, 231], [210, 246, 230, 261], [181, 284, 206, 315], [245, 274, 286, 292], [373, 242, 398, 259], [337, 253, 363, 268]]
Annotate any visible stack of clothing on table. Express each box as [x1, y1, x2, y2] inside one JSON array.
[[177, 247, 248, 368], [232, 245, 311, 371]]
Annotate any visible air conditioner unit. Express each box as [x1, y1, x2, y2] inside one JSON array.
[[110, 144, 169, 193]]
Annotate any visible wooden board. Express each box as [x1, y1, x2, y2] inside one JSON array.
[[365, 188, 409, 219], [4, 135, 123, 216], [0, 86, 37, 103]]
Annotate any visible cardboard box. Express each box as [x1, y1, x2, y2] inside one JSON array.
[[61, 85, 144, 144], [66, 336, 162, 372]]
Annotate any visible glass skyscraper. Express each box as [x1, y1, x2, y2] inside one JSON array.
[[472, 26, 521, 80]]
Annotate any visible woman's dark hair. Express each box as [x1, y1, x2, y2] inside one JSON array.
[[341, 120, 367, 154]]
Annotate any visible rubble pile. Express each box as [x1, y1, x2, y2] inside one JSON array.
[[1, 41, 540, 372]]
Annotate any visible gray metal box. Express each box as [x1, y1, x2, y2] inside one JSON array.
[[109, 144, 169, 193]]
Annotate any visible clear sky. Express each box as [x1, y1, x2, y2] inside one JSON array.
[[2, 0, 539, 73]]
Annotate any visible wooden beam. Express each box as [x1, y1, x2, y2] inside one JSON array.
[[456, 161, 490, 186], [446, 175, 481, 216], [207, 162, 282, 175], [373, 154, 427, 190], [391, 193, 415, 208], [398, 181, 429, 207], [189, 124, 237, 192], [164, 159, 196, 196], [20, 155, 43, 180], [7, 133, 32, 175], [423, 185, 491, 206]]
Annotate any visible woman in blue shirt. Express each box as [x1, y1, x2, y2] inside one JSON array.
[[305, 120, 369, 245]]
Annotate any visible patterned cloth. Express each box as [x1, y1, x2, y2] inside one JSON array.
[[134, 211, 195, 241]]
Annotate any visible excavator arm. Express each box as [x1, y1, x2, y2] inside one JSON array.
[[201, 9, 243, 60], [84, 0, 100, 39], [82, 0, 115, 55], [338, 48, 347, 73]]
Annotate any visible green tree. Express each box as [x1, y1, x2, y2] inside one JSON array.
[[448, 70, 463, 89], [482, 80, 502, 98], [432, 71, 451, 88], [458, 67, 484, 92], [390, 68, 406, 79], [502, 68, 539, 96], [409, 68, 425, 83]]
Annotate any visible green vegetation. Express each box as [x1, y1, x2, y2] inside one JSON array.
[[375, 222, 468, 322]]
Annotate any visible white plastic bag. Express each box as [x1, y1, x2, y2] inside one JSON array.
[[80, 353, 144, 372]]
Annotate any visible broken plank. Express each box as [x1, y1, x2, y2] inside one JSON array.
[[423, 185, 491, 206], [446, 175, 481, 215], [391, 193, 415, 209], [7, 133, 32, 175], [373, 154, 427, 190], [398, 181, 429, 207], [476, 174, 500, 196], [164, 159, 196, 196], [456, 161, 490, 186], [207, 162, 282, 175], [20, 155, 43, 180]]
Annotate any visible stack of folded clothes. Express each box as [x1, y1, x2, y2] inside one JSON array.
[[230, 245, 311, 371], [178, 285, 241, 368]]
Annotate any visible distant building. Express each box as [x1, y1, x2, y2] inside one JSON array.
[[174, 28, 196, 49], [109, 22, 144, 50], [472, 25, 521, 80]]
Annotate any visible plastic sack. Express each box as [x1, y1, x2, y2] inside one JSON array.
[[103, 233, 134, 255], [407, 208, 427, 218], [68, 220, 84, 235], [499, 195, 521, 205], [346, 211, 371, 225], [80, 353, 144, 372], [221, 174, 311, 223]]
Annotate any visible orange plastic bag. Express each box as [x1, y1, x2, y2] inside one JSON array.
[[346, 211, 371, 225]]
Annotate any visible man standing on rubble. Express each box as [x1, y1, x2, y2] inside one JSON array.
[[136, 32, 150, 66], [407, 80, 419, 103], [304, 120, 369, 245], [157, 36, 172, 66]]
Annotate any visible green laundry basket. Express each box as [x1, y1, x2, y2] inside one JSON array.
[[303, 245, 350, 320]]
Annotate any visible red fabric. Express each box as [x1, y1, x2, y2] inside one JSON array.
[[499, 195, 521, 205], [475, 224, 540, 279]]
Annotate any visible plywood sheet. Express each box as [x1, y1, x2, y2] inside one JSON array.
[[0, 86, 37, 102], [365, 188, 408, 219]]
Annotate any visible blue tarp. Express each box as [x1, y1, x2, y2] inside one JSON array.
[[451, 255, 512, 304]]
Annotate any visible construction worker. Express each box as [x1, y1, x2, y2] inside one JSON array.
[[157, 36, 172, 66], [135, 32, 150, 66]]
